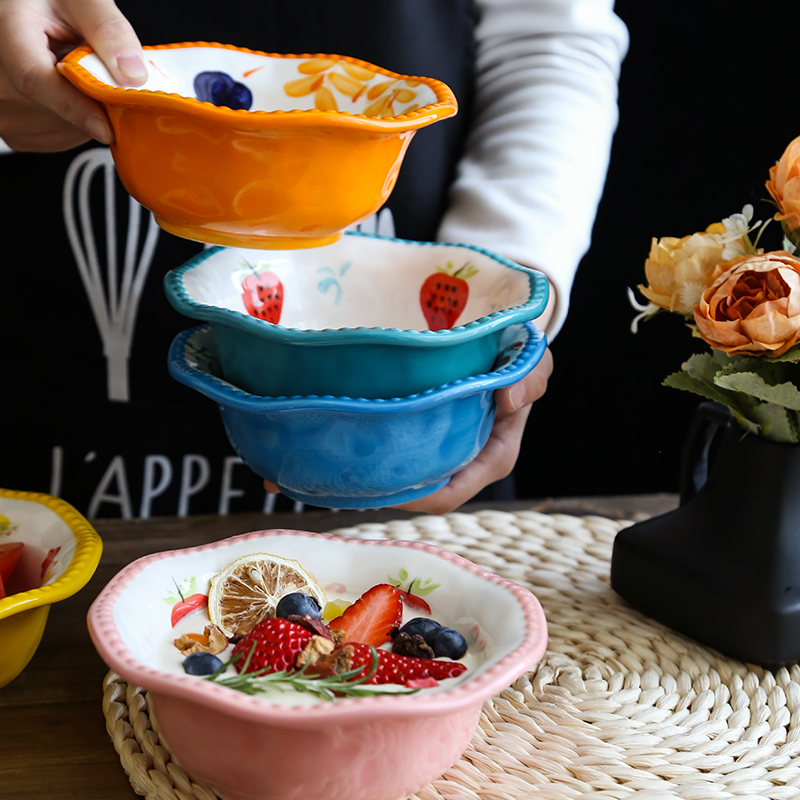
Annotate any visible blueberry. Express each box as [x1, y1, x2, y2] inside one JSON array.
[[276, 592, 322, 620], [183, 652, 224, 676], [397, 617, 441, 640], [193, 71, 253, 110], [427, 626, 468, 660]]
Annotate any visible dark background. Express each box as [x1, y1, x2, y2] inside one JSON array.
[[514, 0, 798, 499]]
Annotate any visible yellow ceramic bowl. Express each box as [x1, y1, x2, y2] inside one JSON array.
[[58, 42, 458, 249], [0, 489, 102, 688]]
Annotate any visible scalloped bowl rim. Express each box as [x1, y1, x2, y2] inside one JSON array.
[[0, 489, 103, 621], [58, 42, 458, 130], [169, 321, 546, 408], [164, 233, 550, 345], [87, 529, 548, 723]]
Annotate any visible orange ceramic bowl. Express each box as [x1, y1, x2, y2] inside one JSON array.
[[58, 42, 458, 249]]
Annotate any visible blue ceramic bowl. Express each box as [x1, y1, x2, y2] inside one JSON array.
[[168, 322, 547, 508], [163, 232, 548, 399]]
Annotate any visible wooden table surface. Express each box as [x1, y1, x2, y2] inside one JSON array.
[[0, 494, 678, 800]]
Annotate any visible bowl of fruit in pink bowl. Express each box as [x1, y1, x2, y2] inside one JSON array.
[[163, 231, 549, 399], [0, 488, 103, 688], [87, 528, 547, 800]]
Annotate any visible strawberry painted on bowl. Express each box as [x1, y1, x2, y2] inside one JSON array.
[[168, 321, 546, 508], [163, 232, 549, 399], [0, 489, 103, 688], [58, 42, 457, 249], [87, 528, 548, 800]]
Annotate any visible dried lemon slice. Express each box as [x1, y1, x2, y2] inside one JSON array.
[[208, 552, 326, 637]]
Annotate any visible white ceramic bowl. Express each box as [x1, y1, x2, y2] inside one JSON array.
[[88, 529, 547, 800]]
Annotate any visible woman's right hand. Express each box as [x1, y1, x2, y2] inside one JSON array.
[[0, 0, 145, 152]]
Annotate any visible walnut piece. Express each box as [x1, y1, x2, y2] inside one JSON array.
[[296, 634, 335, 668], [173, 624, 228, 656], [305, 644, 355, 677]]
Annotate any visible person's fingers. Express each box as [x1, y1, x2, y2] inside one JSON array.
[[395, 403, 532, 515], [495, 347, 553, 415], [63, 0, 145, 85], [263, 479, 280, 494], [0, 6, 111, 144]]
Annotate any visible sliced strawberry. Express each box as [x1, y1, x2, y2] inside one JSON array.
[[397, 588, 432, 614], [0, 541, 23, 582], [232, 618, 313, 674], [170, 593, 208, 627], [328, 583, 403, 648], [0, 572, 5, 600], [334, 642, 467, 686]]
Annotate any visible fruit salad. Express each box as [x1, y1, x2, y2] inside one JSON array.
[[162, 551, 476, 704]]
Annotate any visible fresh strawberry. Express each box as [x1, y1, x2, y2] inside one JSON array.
[[241, 263, 283, 323], [328, 583, 403, 648], [327, 642, 467, 686], [232, 617, 313, 674], [397, 587, 432, 614], [0, 541, 23, 582], [419, 261, 478, 331], [170, 593, 208, 627]]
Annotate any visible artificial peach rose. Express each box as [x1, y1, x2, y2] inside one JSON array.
[[693, 250, 800, 356], [639, 223, 728, 314], [766, 135, 800, 232]]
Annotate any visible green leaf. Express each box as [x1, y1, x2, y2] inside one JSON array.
[[715, 370, 800, 411], [746, 403, 800, 443], [663, 369, 762, 436], [766, 343, 800, 363]]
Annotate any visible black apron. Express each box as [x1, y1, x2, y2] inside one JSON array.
[[0, 0, 482, 518]]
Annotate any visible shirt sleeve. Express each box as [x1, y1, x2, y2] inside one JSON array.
[[436, 0, 629, 338]]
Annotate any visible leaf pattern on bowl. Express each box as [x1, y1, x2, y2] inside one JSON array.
[[387, 568, 441, 597], [284, 59, 420, 116]]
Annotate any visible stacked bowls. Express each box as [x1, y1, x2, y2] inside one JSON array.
[[165, 232, 549, 508]]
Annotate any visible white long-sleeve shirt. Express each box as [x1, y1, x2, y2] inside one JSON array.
[[437, 0, 628, 337]]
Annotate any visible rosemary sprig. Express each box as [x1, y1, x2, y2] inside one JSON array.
[[204, 643, 419, 701]]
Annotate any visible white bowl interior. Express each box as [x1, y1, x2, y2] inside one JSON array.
[[179, 237, 533, 330], [0, 497, 78, 593], [78, 47, 438, 116], [110, 533, 531, 702]]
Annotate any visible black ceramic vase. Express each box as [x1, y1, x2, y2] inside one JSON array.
[[611, 402, 800, 668]]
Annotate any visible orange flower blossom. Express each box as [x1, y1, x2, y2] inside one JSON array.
[[693, 250, 800, 357], [766, 135, 800, 234]]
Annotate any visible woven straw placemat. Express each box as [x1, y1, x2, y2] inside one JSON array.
[[101, 510, 800, 800]]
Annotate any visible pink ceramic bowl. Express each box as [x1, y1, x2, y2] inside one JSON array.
[[87, 529, 547, 800]]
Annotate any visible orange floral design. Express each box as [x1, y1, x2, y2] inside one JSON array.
[[766, 135, 800, 232], [283, 58, 419, 116], [693, 251, 800, 357]]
